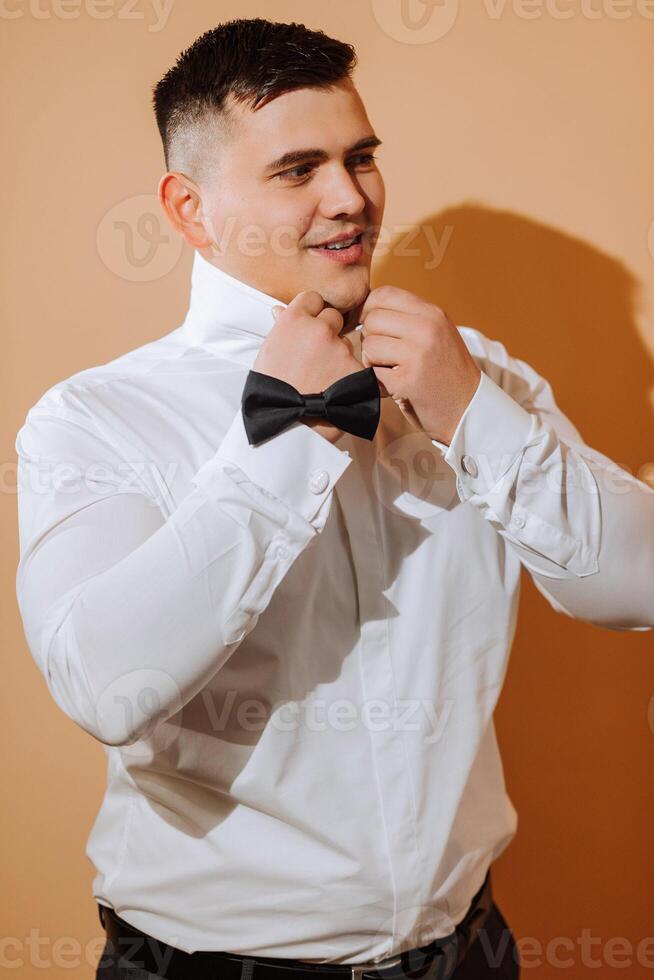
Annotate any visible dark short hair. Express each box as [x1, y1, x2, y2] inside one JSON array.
[[152, 18, 358, 179]]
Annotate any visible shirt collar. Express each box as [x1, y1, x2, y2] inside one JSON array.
[[180, 250, 284, 367], [180, 249, 363, 368]]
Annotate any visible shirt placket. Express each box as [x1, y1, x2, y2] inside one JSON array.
[[335, 444, 425, 950]]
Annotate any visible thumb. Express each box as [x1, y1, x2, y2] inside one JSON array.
[[395, 395, 421, 428]]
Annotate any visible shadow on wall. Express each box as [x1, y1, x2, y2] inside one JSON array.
[[371, 203, 654, 955], [371, 202, 653, 477]]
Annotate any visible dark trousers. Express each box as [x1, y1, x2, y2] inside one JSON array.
[[95, 901, 520, 979]]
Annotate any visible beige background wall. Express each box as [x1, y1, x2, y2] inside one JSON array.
[[2, 2, 653, 977]]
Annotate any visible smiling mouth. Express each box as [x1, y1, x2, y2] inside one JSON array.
[[309, 233, 363, 251]]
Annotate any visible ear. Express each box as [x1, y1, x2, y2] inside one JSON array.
[[157, 171, 214, 249]]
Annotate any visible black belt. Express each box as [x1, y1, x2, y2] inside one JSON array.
[[98, 868, 493, 980]]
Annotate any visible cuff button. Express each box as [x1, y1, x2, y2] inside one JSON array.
[[461, 454, 478, 478], [309, 469, 330, 494]]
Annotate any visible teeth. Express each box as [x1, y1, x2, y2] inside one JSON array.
[[320, 235, 359, 250]]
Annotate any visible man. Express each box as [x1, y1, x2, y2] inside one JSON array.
[[15, 17, 653, 980]]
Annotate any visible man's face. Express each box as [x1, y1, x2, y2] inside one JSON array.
[[196, 79, 385, 325]]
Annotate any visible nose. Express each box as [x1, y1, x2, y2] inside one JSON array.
[[318, 163, 367, 220]]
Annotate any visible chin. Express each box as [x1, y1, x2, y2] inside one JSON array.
[[325, 272, 370, 311]]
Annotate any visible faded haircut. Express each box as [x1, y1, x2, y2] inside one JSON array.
[[152, 17, 358, 183]]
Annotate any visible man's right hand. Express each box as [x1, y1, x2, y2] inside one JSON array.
[[252, 290, 382, 444]]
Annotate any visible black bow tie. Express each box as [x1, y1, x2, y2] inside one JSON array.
[[241, 366, 381, 446]]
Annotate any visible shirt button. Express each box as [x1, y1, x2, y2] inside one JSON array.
[[309, 469, 330, 494], [461, 454, 478, 478], [273, 544, 290, 560], [512, 515, 526, 529]]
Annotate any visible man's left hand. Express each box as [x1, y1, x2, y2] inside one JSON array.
[[359, 285, 482, 445]]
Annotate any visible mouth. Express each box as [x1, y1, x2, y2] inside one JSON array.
[[307, 233, 365, 264]]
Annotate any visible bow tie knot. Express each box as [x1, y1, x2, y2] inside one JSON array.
[[241, 367, 381, 446], [300, 392, 328, 419]]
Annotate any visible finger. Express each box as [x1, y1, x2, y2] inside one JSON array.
[[394, 397, 422, 430], [360, 285, 432, 322], [354, 345, 389, 396], [360, 307, 416, 340], [361, 334, 405, 367], [370, 364, 405, 400], [316, 306, 344, 334], [286, 289, 325, 317]]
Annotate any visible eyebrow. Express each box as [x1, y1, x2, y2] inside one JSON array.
[[263, 135, 383, 174]]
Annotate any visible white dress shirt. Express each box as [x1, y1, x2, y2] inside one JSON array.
[[15, 250, 654, 967]]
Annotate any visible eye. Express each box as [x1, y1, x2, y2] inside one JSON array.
[[351, 153, 378, 168], [277, 154, 378, 183], [279, 163, 314, 181]]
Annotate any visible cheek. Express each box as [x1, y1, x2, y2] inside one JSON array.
[[369, 173, 386, 216], [201, 187, 246, 242], [260, 199, 314, 255]]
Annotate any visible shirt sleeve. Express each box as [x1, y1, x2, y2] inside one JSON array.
[[15, 404, 352, 747], [430, 329, 654, 632]]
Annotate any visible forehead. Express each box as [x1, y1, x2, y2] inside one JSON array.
[[226, 81, 372, 158]]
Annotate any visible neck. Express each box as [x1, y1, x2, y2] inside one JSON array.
[[194, 249, 366, 336], [340, 297, 367, 336]]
